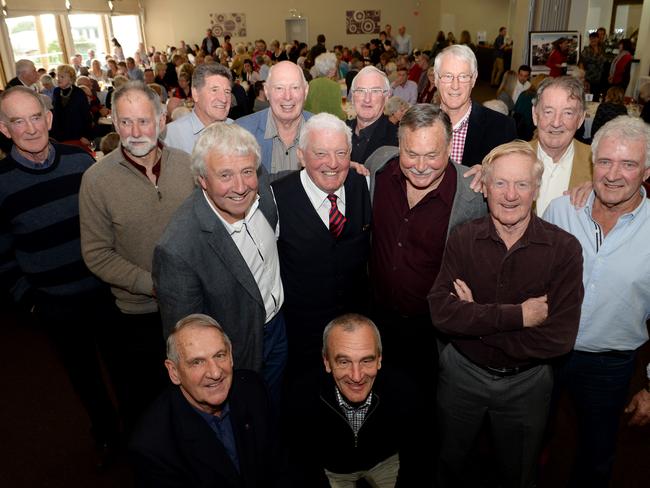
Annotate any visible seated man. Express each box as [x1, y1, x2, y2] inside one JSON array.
[[286, 313, 423, 487], [429, 140, 584, 488], [130, 313, 287, 488]]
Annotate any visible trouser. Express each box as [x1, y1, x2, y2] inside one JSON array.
[[262, 310, 288, 414], [101, 310, 167, 436], [325, 453, 400, 488], [491, 58, 505, 86], [559, 349, 636, 488], [34, 288, 119, 444], [437, 344, 552, 488]]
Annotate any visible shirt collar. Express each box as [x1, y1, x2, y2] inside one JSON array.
[[452, 103, 472, 131], [585, 186, 648, 221], [264, 110, 305, 142], [334, 385, 372, 411], [300, 168, 346, 208], [202, 190, 261, 234], [477, 213, 553, 247], [11, 143, 55, 169], [121, 140, 164, 182], [193, 400, 231, 424], [190, 109, 207, 135], [353, 114, 383, 138], [537, 140, 575, 167], [389, 157, 457, 207]]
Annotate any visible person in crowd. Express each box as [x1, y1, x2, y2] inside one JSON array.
[[496, 69, 517, 113], [171, 71, 192, 100], [304, 52, 346, 121], [608, 38, 634, 91], [512, 64, 532, 104], [391, 67, 417, 105], [287, 314, 423, 487], [241, 58, 260, 87], [512, 73, 547, 140], [99, 131, 120, 154], [270, 39, 288, 63], [201, 28, 220, 56], [546, 37, 570, 77], [383, 96, 410, 125], [429, 140, 584, 488], [530, 76, 592, 215], [590, 86, 627, 138], [39, 74, 55, 100], [89, 59, 109, 84], [580, 32, 606, 100], [393, 26, 412, 55], [543, 116, 650, 488], [482, 98, 509, 116], [164, 62, 233, 155], [365, 103, 487, 439], [79, 81, 195, 434], [0, 86, 120, 466], [130, 313, 287, 488], [252, 81, 269, 112], [491, 26, 508, 86], [153, 123, 286, 406], [126, 57, 144, 82], [271, 113, 371, 376], [111, 37, 124, 61], [7, 59, 39, 88], [50, 64, 93, 149], [434, 44, 516, 166], [459, 30, 476, 52], [236, 61, 312, 175], [346, 66, 398, 165], [417, 66, 437, 103]]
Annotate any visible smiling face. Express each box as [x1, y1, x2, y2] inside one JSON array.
[[399, 122, 451, 191], [299, 128, 350, 194], [352, 70, 388, 127], [193, 74, 232, 125], [323, 323, 382, 404], [485, 153, 538, 233], [165, 325, 233, 415], [0, 90, 53, 162], [435, 54, 476, 114], [593, 135, 650, 212], [199, 150, 258, 224], [532, 86, 585, 159], [265, 61, 308, 125]]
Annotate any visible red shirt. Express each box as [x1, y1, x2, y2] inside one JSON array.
[[370, 158, 456, 316]]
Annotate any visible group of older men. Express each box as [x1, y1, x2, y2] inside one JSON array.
[[1, 40, 649, 488]]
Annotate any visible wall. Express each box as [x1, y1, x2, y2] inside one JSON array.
[[142, 0, 509, 54]]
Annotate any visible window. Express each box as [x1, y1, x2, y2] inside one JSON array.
[[5, 14, 63, 70], [69, 13, 107, 60], [110, 15, 141, 60]]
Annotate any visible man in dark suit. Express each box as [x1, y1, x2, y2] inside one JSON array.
[[6, 59, 39, 88], [153, 122, 286, 407], [347, 66, 398, 165], [130, 313, 287, 488], [272, 113, 371, 378], [200, 28, 220, 56], [434, 44, 516, 167]]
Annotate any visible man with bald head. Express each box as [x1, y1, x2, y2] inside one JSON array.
[[237, 61, 312, 175], [347, 66, 398, 165]]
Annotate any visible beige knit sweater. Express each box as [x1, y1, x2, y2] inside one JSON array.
[[79, 146, 195, 314]]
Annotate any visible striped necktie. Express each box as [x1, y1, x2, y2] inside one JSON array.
[[327, 194, 346, 238]]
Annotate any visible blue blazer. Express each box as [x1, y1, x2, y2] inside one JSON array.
[[236, 108, 312, 173]]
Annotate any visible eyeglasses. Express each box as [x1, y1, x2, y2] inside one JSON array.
[[351, 88, 388, 97], [437, 73, 474, 84]]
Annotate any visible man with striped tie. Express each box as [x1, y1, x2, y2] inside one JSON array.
[[271, 113, 372, 378]]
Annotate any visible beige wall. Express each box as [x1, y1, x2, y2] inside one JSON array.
[[142, 0, 510, 53]]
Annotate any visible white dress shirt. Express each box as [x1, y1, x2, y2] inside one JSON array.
[[300, 169, 346, 228], [536, 142, 575, 216]]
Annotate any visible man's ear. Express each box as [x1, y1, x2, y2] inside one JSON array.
[[297, 147, 306, 168], [165, 359, 181, 385], [0, 121, 11, 139], [323, 354, 332, 373]]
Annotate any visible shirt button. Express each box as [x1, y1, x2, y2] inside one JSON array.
[[404, 217, 409, 222], [397, 242, 403, 247]]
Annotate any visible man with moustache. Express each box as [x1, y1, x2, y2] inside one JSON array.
[[79, 81, 194, 432], [164, 63, 233, 155]]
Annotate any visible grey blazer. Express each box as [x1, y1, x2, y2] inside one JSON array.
[[366, 146, 487, 239], [153, 169, 278, 372]]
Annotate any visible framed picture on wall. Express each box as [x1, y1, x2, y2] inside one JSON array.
[[529, 31, 581, 75]]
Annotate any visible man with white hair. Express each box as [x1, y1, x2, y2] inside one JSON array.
[[393, 25, 412, 55], [347, 66, 398, 165], [434, 45, 516, 166], [79, 81, 194, 433], [304, 52, 346, 120], [7, 59, 39, 88], [271, 113, 371, 377], [153, 123, 287, 407], [544, 116, 650, 487], [164, 62, 234, 154], [237, 61, 312, 175]]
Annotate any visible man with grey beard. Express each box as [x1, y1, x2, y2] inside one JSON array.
[[79, 81, 195, 434]]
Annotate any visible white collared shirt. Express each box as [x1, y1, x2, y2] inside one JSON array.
[[202, 191, 283, 322], [299, 169, 346, 228], [513, 80, 531, 104], [536, 141, 575, 216]]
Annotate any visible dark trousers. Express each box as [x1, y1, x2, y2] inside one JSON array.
[[559, 349, 636, 488], [262, 310, 288, 414], [34, 288, 119, 444], [101, 310, 167, 436]]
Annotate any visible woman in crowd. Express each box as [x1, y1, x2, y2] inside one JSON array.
[[112, 37, 125, 62], [459, 30, 476, 52], [417, 67, 437, 104], [591, 86, 628, 138], [546, 37, 569, 77], [270, 40, 288, 62], [384, 96, 410, 125], [51, 64, 93, 149], [512, 73, 548, 140], [496, 70, 518, 114], [89, 59, 109, 84], [608, 38, 634, 91], [171, 71, 192, 100]]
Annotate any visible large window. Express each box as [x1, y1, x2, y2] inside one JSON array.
[[5, 14, 63, 70], [69, 13, 107, 59], [110, 15, 141, 60]]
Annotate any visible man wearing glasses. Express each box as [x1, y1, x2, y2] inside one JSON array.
[[347, 66, 398, 165], [434, 45, 516, 167]]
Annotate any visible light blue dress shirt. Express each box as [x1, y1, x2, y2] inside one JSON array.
[[163, 109, 233, 155], [543, 191, 650, 352]]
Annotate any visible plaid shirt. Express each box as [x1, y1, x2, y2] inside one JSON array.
[[334, 386, 373, 435], [450, 104, 472, 165]]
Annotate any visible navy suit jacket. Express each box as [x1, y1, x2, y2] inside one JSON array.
[[130, 371, 287, 488], [461, 100, 517, 166]]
